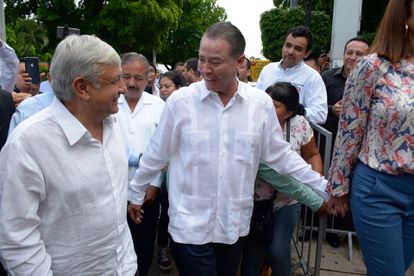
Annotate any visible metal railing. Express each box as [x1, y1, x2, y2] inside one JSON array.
[[291, 123, 331, 276]]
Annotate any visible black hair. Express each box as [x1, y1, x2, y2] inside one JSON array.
[[244, 58, 251, 69], [286, 26, 314, 52], [343, 37, 371, 53], [204, 22, 246, 59], [161, 70, 187, 88], [265, 82, 305, 117]]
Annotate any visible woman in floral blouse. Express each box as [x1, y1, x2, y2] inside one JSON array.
[[327, 0, 414, 275]]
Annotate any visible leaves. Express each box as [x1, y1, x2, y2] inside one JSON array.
[[260, 6, 331, 61], [157, 0, 227, 67]]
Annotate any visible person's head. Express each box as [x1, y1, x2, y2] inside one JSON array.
[[198, 22, 245, 94], [121, 52, 150, 101], [238, 57, 251, 82], [342, 37, 371, 76], [50, 35, 125, 119], [304, 54, 320, 72], [174, 62, 186, 75], [265, 82, 305, 125], [370, 0, 414, 63], [15, 59, 40, 95], [148, 63, 157, 85], [281, 26, 313, 69], [159, 70, 187, 100], [183, 58, 199, 84]]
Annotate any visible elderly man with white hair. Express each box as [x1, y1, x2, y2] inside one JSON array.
[[0, 35, 137, 275]]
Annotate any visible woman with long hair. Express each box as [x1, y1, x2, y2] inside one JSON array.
[[328, 0, 414, 274]]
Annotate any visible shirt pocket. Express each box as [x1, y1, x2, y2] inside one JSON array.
[[171, 194, 215, 233], [234, 131, 261, 164], [182, 130, 210, 163], [225, 197, 254, 234]]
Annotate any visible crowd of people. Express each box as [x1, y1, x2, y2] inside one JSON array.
[[0, 0, 413, 275]]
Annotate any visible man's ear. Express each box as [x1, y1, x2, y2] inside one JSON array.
[[304, 50, 311, 59], [72, 77, 90, 100]]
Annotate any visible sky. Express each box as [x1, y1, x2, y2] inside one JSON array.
[[215, 0, 275, 59]]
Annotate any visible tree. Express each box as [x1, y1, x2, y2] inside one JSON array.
[[6, 19, 51, 60], [157, 0, 226, 68], [260, 6, 331, 61], [98, 0, 182, 61]]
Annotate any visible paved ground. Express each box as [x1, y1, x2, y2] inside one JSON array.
[[147, 236, 414, 276]]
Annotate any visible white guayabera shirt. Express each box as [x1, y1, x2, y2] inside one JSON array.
[[130, 80, 328, 245], [0, 98, 137, 275]]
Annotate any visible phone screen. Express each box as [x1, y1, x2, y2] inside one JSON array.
[[24, 57, 40, 84]]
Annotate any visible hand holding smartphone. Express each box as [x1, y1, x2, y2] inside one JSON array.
[[24, 57, 41, 84]]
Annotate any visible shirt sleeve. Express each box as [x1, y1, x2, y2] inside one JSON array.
[[257, 163, 323, 211], [129, 102, 176, 205], [0, 41, 19, 92], [302, 74, 328, 124], [261, 99, 329, 201], [327, 56, 377, 197], [0, 140, 53, 275]]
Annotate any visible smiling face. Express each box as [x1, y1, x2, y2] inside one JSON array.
[[343, 40, 369, 76], [281, 34, 310, 69], [86, 64, 126, 118], [198, 36, 243, 96]]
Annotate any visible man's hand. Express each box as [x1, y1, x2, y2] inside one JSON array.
[[11, 91, 31, 106], [332, 100, 342, 117], [143, 186, 159, 206], [328, 194, 349, 217], [128, 203, 144, 224]]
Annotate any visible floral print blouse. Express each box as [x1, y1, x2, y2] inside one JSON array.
[[328, 54, 414, 197], [255, 115, 314, 210]]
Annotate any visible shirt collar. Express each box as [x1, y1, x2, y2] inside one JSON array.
[[199, 79, 248, 101], [333, 66, 345, 77], [51, 97, 115, 146], [278, 59, 304, 71]]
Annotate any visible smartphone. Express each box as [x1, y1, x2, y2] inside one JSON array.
[[24, 57, 40, 84]]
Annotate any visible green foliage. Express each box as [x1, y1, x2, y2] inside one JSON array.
[[272, 0, 333, 15], [4, 0, 225, 64], [360, 0, 388, 34], [260, 6, 331, 61], [6, 19, 52, 61], [158, 0, 226, 67], [98, 0, 182, 57]]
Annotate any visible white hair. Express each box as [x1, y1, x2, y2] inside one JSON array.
[[50, 35, 121, 101]]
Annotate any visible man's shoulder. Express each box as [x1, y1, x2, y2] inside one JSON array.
[[142, 92, 165, 106], [16, 93, 54, 113], [321, 67, 342, 79], [241, 82, 270, 101], [8, 106, 55, 143], [167, 82, 202, 103], [260, 62, 280, 74]]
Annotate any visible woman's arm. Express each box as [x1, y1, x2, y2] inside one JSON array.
[[301, 136, 323, 175]]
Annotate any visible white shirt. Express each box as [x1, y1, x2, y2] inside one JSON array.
[[256, 60, 328, 124], [129, 80, 328, 245], [0, 40, 19, 92], [0, 98, 137, 275], [117, 92, 165, 183]]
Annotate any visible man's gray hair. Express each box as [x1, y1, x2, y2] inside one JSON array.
[[121, 52, 150, 78], [50, 35, 121, 101], [203, 22, 246, 59]]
